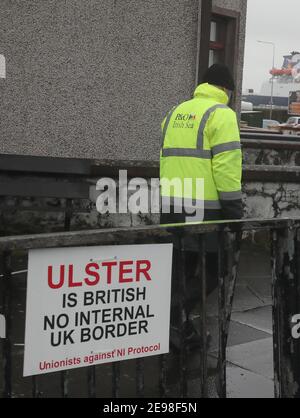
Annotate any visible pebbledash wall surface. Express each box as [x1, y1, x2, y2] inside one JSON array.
[[0, 0, 247, 161]]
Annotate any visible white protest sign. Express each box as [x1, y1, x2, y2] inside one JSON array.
[[24, 243, 173, 376]]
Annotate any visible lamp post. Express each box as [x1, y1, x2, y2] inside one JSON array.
[[257, 40, 276, 120]]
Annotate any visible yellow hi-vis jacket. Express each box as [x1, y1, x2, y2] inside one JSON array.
[[160, 83, 242, 219]]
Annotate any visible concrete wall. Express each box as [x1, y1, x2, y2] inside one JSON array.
[[3, 139, 300, 236], [244, 182, 300, 219], [243, 142, 300, 218], [0, 0, 247, 162]]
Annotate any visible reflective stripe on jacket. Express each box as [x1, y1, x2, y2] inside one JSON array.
[[160, 83, 242, 218]]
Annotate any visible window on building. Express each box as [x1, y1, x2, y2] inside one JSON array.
[[196, 5, 240, 91], [209, 18, 226, 66], [209, 10, 239, 75]]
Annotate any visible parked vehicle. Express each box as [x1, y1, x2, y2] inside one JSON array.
[[278, 116, 300, 136], [262, 119, 280, 129], [286, 116, 300, 126]]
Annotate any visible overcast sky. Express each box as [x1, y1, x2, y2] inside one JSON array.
[[243, 0, 300, 93]]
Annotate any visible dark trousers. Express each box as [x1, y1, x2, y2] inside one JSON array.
[[161, 207, 220, 322]]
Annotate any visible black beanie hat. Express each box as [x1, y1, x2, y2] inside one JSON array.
[[203, 64, 235, 91]]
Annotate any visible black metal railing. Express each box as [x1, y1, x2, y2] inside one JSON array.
[[1, 218, 300, 398]]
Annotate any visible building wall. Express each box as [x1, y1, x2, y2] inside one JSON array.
[[0, 0, 247, 162]]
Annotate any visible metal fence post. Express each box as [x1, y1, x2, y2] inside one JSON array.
[[271, 229, 281, 398], [169, 233, 189, 397], [112, 362, 121, 398], [178, 235, 188, 397], [60, 198, 74, 398], [218, 231, 227, 399], [272, 224, 300, 398], [159, 354, 167, 398], [2, 251, 12, 398], [198, 234, 207, 398], [87, 366, 96, 398], [136, 358, 145, 398]]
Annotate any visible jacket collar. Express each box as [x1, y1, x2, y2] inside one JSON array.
[[194, 83, 229, 105]]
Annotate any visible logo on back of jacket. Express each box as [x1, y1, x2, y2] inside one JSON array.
[[173, 113, 197, 129]]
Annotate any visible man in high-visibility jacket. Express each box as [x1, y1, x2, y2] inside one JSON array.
[[160, 64, 243, 352], [160, 64, 243, 224]]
